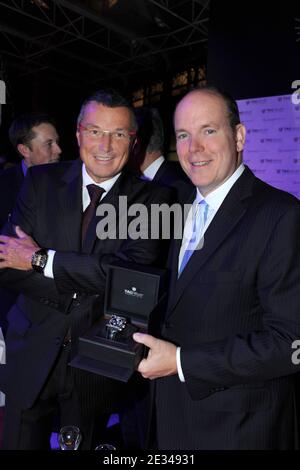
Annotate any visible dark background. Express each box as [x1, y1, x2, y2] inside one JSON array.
[[0, 0, 299, 163]]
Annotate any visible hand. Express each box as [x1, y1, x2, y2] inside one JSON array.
[[133, 332, 178, 380], [0, 226, 39, 270]]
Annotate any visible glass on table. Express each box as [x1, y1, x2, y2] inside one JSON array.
[[58, 425, 82, 450]]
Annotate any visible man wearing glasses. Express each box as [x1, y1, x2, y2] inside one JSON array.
[[0, 89, 172, 449]]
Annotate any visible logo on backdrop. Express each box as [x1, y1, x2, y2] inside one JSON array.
[[238, 92, 300, 199]]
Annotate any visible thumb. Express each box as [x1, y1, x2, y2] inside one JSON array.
[[133, 332, 158, 349], [15, 226, 28, 239]]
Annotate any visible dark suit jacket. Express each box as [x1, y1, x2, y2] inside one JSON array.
[[0, 163, 24, 334], [155, 166, 300, 449], [152, 160, 189, 188], [0, 159, 172, 411], [0, 163, 24, 229]]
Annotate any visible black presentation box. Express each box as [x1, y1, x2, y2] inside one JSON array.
[[70, 261, 167, 382]]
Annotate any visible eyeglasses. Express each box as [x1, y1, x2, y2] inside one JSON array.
[[78, 124, 136, 142]]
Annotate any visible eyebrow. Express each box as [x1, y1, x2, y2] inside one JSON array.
[[176, 122, 219, 132], [44, 138, 59, 144], [81, 123, 128, 131]]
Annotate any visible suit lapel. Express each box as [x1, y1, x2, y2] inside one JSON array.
[[168, 167, 254, 315], [153, 160, 167, 183], [167, 187, 195, 309], [60, 159, 83, 251]]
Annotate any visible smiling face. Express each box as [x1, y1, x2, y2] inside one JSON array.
[[20, 123, 61, 167], [174, 90, 246, 196], [76, 101, 135, 183]]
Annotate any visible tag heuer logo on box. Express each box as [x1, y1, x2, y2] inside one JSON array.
[[124, 286, 144, 299]]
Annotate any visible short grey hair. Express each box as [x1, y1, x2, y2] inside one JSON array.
[[77, 88, 137, 132]]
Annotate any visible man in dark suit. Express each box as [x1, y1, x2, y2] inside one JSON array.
[[0, 112, 61, 224], [0, 90, 171, 449], [0, 112, 62, 230], [0, 113, 61, 335], [134, 86, 300, 449]]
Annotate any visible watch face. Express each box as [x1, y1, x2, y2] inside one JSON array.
[[31, 249, 48, 272], [106, 315, 128, 340], [37, 255, 46, 268]]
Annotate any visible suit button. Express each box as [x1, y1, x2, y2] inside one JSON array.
[[54, 337, 61, 345]]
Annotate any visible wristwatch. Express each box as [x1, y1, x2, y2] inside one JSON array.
[[31, 248, 48, 273], [106, 315, 128, 340]]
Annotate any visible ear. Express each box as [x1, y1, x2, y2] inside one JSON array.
[[17, 143, 30, 159], [130, 136, 138, 153], [76, 130, 81, 147], [235, 124, 246, 152]]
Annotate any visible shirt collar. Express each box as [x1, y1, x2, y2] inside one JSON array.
[[82, 163, 121, 193], [142, 155, 165, 181], [21, 159, 28, 177], [196, 163, 245, 211]]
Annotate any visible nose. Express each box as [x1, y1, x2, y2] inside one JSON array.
[[189, 136, 205, 153], [98, 133, 112, 152], [53, 142, 62, 158]]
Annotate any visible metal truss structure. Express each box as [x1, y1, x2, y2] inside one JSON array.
[[0, 0, 210, 88]]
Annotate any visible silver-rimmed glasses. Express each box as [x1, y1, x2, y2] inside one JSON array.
[[78, 124, 136, 142]]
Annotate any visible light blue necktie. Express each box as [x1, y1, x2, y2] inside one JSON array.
[[178, 200, 208, 277]]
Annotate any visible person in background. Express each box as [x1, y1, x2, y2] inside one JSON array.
[[129, 106, 189, 189], [134, 85, 300, 450], [0, 113, 61, 336], [0, 112, 61, 229]]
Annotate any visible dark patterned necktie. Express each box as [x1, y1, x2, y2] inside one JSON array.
[[81, 184, 105, 246]]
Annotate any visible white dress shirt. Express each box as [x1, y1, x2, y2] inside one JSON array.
[[177, 164, 245, 382]]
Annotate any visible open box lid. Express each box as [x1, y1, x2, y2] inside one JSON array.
[[104, 260, 167, 324]]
